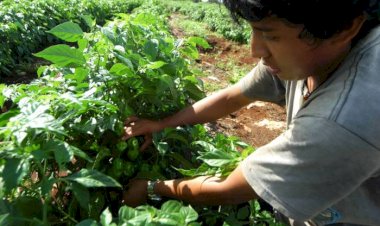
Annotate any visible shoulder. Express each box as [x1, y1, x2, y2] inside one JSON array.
[[242, 116, 380, 221], [297, 25, 380, 149], [239, 61, 286, 104]]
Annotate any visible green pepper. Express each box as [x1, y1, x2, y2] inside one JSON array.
[[108, 158, 124, 179], [152, 164, 161, 173], [127, 137, 139, 161], [113, 158, 124, 171], [128, 137, 139, 150], [139, 163, 150, 172], [116, 141, 128, 152], [123, 161, 135, 178]]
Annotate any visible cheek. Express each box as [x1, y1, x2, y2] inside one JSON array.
[[277, 52, 314, 79], [285, 49, 317, 72]]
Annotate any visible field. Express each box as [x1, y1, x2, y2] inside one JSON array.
[[0, 0, 286, 225]]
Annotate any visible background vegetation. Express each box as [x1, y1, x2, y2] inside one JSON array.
[[0, 1, 281, 225]]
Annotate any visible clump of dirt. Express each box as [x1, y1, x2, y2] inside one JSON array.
[[169, 14, 286, 148]]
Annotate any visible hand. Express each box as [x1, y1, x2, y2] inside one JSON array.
[[122, 179, 148, 207], [122, 116, 162, 151]]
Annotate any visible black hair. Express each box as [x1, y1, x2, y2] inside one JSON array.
[[223, 0, 380, 40]]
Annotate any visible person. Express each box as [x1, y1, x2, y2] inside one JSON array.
[[122, 0, 380, 225]]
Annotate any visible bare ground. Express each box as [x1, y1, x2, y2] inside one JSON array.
[[169, 14, 286, 148]]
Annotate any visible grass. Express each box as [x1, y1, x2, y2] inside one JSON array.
[[169, 12, 254, 94], [170, 13, 222, 39]]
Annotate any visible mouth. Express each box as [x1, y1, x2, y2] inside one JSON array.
[[262, 61, 280, 74]]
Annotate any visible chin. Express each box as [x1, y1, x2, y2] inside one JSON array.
[[277, 71, 306, 81]]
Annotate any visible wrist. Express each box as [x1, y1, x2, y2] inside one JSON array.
[[147, 180, 162, 202]]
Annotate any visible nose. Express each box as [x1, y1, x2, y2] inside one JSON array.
[[250, 31, 270, 59]]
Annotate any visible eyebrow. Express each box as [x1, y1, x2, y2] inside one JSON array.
[[252, 26, 275, 32]]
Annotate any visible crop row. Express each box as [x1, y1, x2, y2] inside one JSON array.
[[159, 0, 251, 44], [0, 0, 251, 79], [0, 0, 143, 76]]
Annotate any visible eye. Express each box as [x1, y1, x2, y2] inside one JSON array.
[[251, 30, 279, 41], [262, 33, 279, 41]]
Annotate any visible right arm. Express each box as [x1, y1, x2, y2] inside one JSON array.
[[160, 82, 253, 128], [123, 82, 253, 145]]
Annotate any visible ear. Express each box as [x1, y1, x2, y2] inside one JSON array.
[[330, 14, 367, 45]]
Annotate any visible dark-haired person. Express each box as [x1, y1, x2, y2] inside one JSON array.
[[122, 1, 380, 225]]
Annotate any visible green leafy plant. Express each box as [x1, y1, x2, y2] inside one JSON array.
[[0, 4, 283, 226]]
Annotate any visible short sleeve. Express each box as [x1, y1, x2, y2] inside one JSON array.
[[238, 61, 286, 105], [241, 116, 380, 221]]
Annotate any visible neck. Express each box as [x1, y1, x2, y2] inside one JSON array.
[[307, 46, 350, 92]]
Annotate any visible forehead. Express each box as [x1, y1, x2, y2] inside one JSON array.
[[249, 16, 303, 33]]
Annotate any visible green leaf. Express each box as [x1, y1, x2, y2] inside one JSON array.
[[199, 150, 235, 167], [156, 141, 169, 155], [114, 53, 134, 70], [118, 206, 138, 221], [81, 15, 96, 29], [155, 216, 179, 225], [2, 158, 30, 193], [34, 44, 86, 67], [193, 141, 218, 152], [47, 22, 84, 42], [161, 200, 182, 213], [100, 208, 112, 225], [0, 214, 10, 226], [65, 169, 121, 188], [184, 81, 204, 101], [65, 67, 89, 83], [71, 182, 90, 210], [237, 205, 250, 220], [187, 37, 210, 49], [167, 152, 194, 169], [180, 206, 198, 224], [37, 66, 48, 77], [158, 74, 177, 98], [0, 84, 5, 108], [0, 109, 19, 127], [143, 39, 159, 60], [43, 140, 73, 168], [133, 13, 157, 26], [76, 219, 99, 226], [146, 61, 167, 70], [40, 177, 56, 197], [181, 46, 199, 59], [109, 63, 133, 76], [78, 39, 89, 52]]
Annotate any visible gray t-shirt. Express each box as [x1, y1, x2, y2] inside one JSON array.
[[239, 25, 380, 226]]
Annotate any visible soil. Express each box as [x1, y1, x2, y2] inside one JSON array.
[[169, 14, 287, 148]]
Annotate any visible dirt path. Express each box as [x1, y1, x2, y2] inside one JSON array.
[[169, 14, 286, 148]]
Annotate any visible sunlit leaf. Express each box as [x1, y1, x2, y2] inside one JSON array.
[[34, 44, 85, 67], [100, 208, 112, 225], [47, 22, 84, 42], [65, 169, 121, 188]]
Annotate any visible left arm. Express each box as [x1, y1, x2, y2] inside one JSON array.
[[123, 164, 258, 207]]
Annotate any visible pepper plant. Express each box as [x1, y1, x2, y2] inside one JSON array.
[[0, 8, 283, 226], [0, 12, 206, 225]]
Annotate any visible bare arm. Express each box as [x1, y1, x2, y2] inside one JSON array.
[[123, 83, 253, 149], [157, 164, 257, 205], [123, 164, 258, 207], [158, 83, 253, 129]]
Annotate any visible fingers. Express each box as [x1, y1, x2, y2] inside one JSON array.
[[124, 116, 139, 125], [122, 116, 141, 140], [122, 125, 134, 140], [139, 134, 153, 151], [122, 116, 154, 150]]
